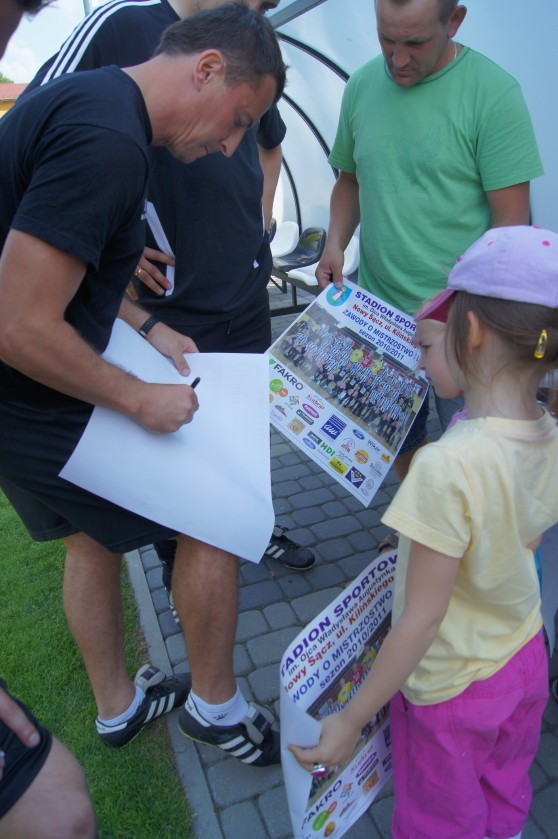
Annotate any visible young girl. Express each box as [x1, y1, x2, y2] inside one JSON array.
[[290, 225, 558, 839]]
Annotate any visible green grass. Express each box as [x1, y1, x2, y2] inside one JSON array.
[[0, 493, 194, 838]]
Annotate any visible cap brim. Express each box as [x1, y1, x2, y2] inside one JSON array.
[[415, 288, 456, 323]]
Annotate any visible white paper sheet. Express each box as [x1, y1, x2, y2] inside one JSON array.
[[60, 320, 274, 562], [146, 201, 175, 296]]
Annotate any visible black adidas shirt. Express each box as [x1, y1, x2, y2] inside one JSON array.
[[29, 0, 286, 324], [0, 67, 150, 404]]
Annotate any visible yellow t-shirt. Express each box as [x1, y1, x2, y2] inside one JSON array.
[[383, 411, 558, 705]]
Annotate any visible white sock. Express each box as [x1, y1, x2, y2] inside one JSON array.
[[187, 686, 249, 727], [97, 684, 146, 726]]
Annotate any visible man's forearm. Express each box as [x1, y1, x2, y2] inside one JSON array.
[[329, 173, 360, 246], [0, 314, 146, 419], [259, 144, 282, 230], [118, 295, 152, 331]]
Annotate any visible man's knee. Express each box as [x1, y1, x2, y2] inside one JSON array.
[[63, 531, 121, 562], [1, 738, 96, 838], [41, 786, 96, 839]]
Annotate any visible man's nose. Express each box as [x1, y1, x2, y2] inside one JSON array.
[[220, 128, 245, 158], [392, 43, 410, 68]]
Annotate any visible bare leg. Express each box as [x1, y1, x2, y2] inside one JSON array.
[[0, 737, 96, 839], [393, 438, 428, 483], [173, 535, 238, 703], [62, 532, 134, 720]]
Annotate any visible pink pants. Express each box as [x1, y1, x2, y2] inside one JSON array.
[[391, 633, 548, 839]]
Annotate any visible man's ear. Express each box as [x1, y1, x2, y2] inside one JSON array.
[[447, 5, 467, 38], [193, 49, 226, 90]]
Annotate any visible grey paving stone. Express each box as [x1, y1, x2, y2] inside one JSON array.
[[344, 494, 370, 512], [277, 573, 312, 598], [523, 819, 547, 839], [264, 601, 297, 630], [247, 627, 300, 666], [258, 785, 294, 839], [145, 565, 163, 590], [313, 516, 360, 540], [292, 506, 328, 527], [338, 554, 377, 580], [530, 760, 549, 792], [272, 479, 303, 498], [151, 587, 171, 615], [529, 784, 558, 836], [290, 487, 336, 509], [367, 792, 394, 838], [291, 588, 345, 623], [140, 547, 161, 572], [318, 538, 354, 562], [272, 463, 312, 483], [346, 811, 383, 838], [279, 526, 316, 548], [248, 663, 281, 704], [165, 632, 187, 666], [270, 442, 292, 458], [233, 644, 254, 675], [239, 580, 285, 611], [542, 695, 558, 726], [221, 801, 266, 838], [158, 610, 181, 639], [348, 530, 377, 553], [331, 481, 356, 499], [280, 451, 305, 467], [191, 738, 228, 767], [272, 496, 292, 515], [299, 474, 327, 491], [308, 561, 345, 588], [174, 659, 190, 676], [236, 610, 270, 642], [241, 561, 273, 585], [322, 500, 352, 518], [207, 760, 283, 808], [535, 732, 558, 779], [354, 508, 383, 529]]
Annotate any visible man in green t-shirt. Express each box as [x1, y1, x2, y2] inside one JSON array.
[[317, 0, 543, 480]]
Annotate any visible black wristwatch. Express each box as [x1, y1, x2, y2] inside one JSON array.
[[138, 316, 159, 339]]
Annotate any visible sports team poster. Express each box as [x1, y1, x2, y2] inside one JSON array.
[[268, 281, 427, 505], [280, 551, 396, 839]]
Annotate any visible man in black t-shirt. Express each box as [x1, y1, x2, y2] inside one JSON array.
[[27, 0, 316, 574], [0, 5, 287, 767], [0, 4, 96, 834]]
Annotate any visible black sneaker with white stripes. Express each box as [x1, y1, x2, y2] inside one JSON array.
[[96, 664, 191, 747], [179, 694, 280, 767], [264, 525, 315, 571]]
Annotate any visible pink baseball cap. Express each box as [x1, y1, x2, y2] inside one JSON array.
[[415, 225, 558, 323]]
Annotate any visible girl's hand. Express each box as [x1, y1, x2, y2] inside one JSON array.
[[288, 712, 361, 772]]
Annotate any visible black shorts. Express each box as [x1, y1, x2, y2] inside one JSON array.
[[0, 680, 53, 819], [162, 287, 272, 353], [0, 400, 178, 553]]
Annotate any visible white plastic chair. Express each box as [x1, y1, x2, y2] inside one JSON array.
[[270, 221, 300, 258], [287, 235, 360, 288]]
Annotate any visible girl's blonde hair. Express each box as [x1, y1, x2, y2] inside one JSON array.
[[447, 292, 558, 412]]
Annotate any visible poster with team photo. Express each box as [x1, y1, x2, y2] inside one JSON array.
[[268, 281, 428, 505], [280, 550, 396, 839]]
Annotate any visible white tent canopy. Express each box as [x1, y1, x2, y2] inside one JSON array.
[[269, 0, 558, 234]]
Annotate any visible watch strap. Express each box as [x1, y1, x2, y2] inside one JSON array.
[[138, 316, 159, 339]]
